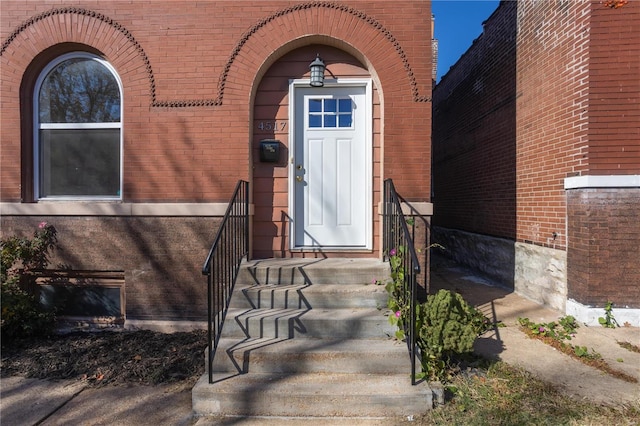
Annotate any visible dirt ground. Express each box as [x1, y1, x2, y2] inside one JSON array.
[[0, 329, 207, 387]]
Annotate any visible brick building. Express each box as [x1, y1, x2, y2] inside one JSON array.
[[433, 1, 639, 325], [1, 1, 434, 327]]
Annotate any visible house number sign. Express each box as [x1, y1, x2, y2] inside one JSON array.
[[256, 121, 287, 132]]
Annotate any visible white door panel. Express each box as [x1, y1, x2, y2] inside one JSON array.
[[291, 82, 371, 248]]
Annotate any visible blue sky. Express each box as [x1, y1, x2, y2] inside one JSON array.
[[432, 0, 500, 82]]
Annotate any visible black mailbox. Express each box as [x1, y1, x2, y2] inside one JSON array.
[[259, 139, 280, 163]]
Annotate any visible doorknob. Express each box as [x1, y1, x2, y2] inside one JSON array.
[[296, 176, 303, 182]]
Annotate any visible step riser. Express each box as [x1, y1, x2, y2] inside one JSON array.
[[222, 312, 396, 340], [192, 375, 433, 418], [193, 394, 431, 418], [238, 260, 389, 287], [210, 344, 410, 375], [212, 355, 407, 375], [230, 285, 389, 310]]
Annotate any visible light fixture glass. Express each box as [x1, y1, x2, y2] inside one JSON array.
[[309, 54, 326, 87]]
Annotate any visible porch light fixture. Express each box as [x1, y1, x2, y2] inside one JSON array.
[[309, 54, 326, 87]]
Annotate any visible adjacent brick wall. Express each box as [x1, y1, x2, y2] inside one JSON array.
[[515, 0, 591, 250], [432, 0, 639, 314], [567, 188, 640, 309], [432, 1, 516, 239], [588, 2, 640, 174]]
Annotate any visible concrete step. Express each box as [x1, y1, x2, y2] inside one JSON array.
[[230, 282, 389, 310], [211, 337, 410, 375], [238, 258, 390, 286], [192, 257, 431, 420], [192, 371, 433, 418], [221, 307, 396, 340]]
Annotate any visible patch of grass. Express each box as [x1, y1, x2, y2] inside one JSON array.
[[518, 317, 637, 383], [416, 362, 640, 426], [618, 341, 640, 354]]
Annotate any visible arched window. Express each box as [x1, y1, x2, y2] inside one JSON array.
[[34, 52, 122, 199]]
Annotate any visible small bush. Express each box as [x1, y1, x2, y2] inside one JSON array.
[[1, 222, 57, 341], [384, 247, 491, 383], [415, 289, 491, 382]]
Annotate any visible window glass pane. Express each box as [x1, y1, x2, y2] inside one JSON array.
[[338, 98, 352, 113], [309, 99, 322, 113], [309, 114, 322, 128], [324, 114, 336, 128], [39, 129, 120, 197], [338, 114, 353, 128], [324, 99, 337, 113], [39, 58, 120, 123]]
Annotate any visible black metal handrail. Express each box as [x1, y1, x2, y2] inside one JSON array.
[[383, 178, 421, 385], [202, 180, 249, 383]]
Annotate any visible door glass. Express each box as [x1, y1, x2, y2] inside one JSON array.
[[307, 97, 354, 129]]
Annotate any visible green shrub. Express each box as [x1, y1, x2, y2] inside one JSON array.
[[415, 289, 491, 382], [1, 222, 57, 341], [384, 247, 492, 383]]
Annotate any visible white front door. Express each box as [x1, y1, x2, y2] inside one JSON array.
[[290, 81, 371, 249]]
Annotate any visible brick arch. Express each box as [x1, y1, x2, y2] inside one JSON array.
[[1, 3, 431, 108], [1, 7, 154, 104], [223, 1, 432, 106]]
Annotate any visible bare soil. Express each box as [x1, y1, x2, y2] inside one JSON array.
[[0, 329, 207, 387]]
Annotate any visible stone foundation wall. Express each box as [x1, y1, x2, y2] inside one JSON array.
[[433, 227, 567, 311], [432, 227, 515, 290], [514, 242, 567, 312]]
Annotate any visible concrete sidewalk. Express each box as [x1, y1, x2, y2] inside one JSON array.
[[0, 378, 194, 426], [430, 262, 640, 407], [2, 263, 639, 425]]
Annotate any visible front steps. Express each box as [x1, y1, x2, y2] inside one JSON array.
[[192, 258, 434, 421]]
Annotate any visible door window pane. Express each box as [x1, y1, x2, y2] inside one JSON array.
[[309, 99, 322, 113], [309, 114, 322, 128], [324, 114, 337, 128], [307, 97, 354, 129], [338, 114, 352, 127], [338, 99, 352, 113], [324, 99, 337, 113]]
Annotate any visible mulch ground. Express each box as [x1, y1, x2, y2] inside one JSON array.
[[1, 329, 207, 387]]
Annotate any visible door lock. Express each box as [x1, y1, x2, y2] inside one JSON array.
[[297, 164, 303, 170]]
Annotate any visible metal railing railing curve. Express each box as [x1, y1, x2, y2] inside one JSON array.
[[383, 178, 422, 385], [202, 180, 249, 383]]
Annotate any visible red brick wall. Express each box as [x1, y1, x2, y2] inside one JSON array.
[[515, 0, 592, 250], [432, 1, 517, 239], [434, 1, 638, 249], [1, 1, 433, 320], [0, 216, 218, 320], [1, 1, 432, 210], [567, 189, 640, 309], [432, 0, 639, 311], [588, 1, 640, 174]]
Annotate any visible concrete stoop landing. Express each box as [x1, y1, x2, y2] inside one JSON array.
[[192, 258, 434, 421]]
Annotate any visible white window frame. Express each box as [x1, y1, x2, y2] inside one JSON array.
[[33, 52, 124, 201]]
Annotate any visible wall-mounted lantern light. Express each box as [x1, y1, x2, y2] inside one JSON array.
[[309, 54, 326, 87]]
